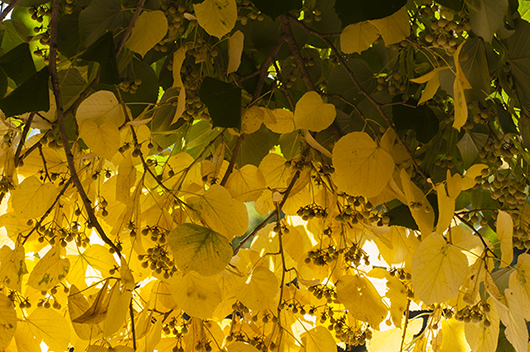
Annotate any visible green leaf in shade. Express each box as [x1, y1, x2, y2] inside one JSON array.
[[334, 0, 406, 26], [0, 68, 49, 117], [0, 67, 7, 100], [230, 124, 271, 167], [0, 20, 28, 53], [0, 43, 36, 86], [199, 76, 241, 129], [78, 0, 132, 47], [468, 0, 508, 42], [495, 103, 518, 134], [461, 38, 490, 102], [436, 0, 464, 11], [250, 0, 302, 19], [456, 132, 488, 168], [80, 32, 120, 85], [119, 58, 159, 117], [392, 98, 439, 144], [57, 11, 81, 59], [387, 204, 418, 230], [507, 19, 530, 105], [168, 223, 232, 277], [18, 0, 50, 6], [58, 68, 87, 110]]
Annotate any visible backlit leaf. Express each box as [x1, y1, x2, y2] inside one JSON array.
[[411, 233, 469, 305], [194, 0, 237, 39], [26, 307, 70, 352], [0, 293, 16, 350], [11, 176, 59, 219], [126, 10, 168, 57], [453, 42, 472, 131], [76, 90, 125, 127], [169, 271, 222, 319], [340, 21, 380, 54], [0, 245, 26, 291], [79, 120, 120, 160], [227, 30, 244, 74], [439, 318, 471, 352], [494, 289, 528, 352], [294, 91, 336, 132], [465, 297, 499, 352], [27, 246, 70, 291], [262, 108, 295, 134], [300, 326, 336, 352], [497, 210, 514, 268], [225, 164, 266, 202], [368, 6, 410, 45], [509, 253, 530, 319], [336, 274, 388, 327], [168, 223, 232, 276], [332, 132, 395, 198], [235, 266, 278, 311]]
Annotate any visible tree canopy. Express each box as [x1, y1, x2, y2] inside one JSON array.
[[1, 0, 530, 351]]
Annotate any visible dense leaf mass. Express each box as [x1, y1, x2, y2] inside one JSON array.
[[2, 0, 530, 351]]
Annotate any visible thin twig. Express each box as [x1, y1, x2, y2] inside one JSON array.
[[130, 300, 137, 350], [116, 0, 147, 57], [220, 134, 244, 186], [252, 36, 285, 102], [0, 0, 19, 24], [455, 213, 499, 259], [49, 0, 121, 257], [14, 112, 35, 167]]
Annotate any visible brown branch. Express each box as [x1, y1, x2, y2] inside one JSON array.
[[14, 112, 35, 167], [0, 0, 19, 24], [49, 0, 121, 257], [455, 213, 499, 259], [130, 300, 137, 350], [220, 134, 244, 187], [287, 14, 428, 181], [252, 36, 285, 102], [273, 61, 294, 110], [116, 0, 147, 57]]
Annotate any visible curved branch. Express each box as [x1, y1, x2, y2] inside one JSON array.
[[116, 0, 147, 57]]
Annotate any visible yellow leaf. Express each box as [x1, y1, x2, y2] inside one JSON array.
[[103, 287, 131, 337], [340, 21, 380, 54], [226, 341, 260, 352], [0, 293, 16, 350], [294, 91, 336, 132], [27, 246, 70, 291], [509, 253, 530, 320], [241, 106, 264, 134], [336, 275, 388, 327], [79, 120, 120, 160], [465, 297, 499, 352], [410, 67, 450, 84], [125, 10, 168, 57], [375, 226, 420, 273], [332, 132, 395, 198], [417, 71, 441, 105], [462, 164, 488, 190], [72, 280, 113, 324], [227, 30, 244, 74], [258, 153, 290, 190], [187, 184, 248, 239], [116, 153, 139, 204], [494, 289, 528, 352], [367, 319, 423, 352], [120, 257, 135, 291], [369, 268, 409, 327], [0, 245, 27, 291], [300, 326, 336, 352], [67, 244, 118, 289], [436, 182, 454, 235], [369, 6, 410, 45], [439, 318, 471, 352], [172, 47, 187, 88], [446, 170, 463, 199], [26, 307, 71, 352], [165, 152, 202, 191], [262, 108, 295, 134], [168, 223, 232, 276], [411, 233, 469, 305], [194, 0, 237, 39], [400, 168, 435, 237], [451, 226, 485, 265], [235, 266, 278, 311], [225, 164, 266, 202], [11, 176, 59, 219], [67, 285, 103, 340], [169, 271, 222, 319], [76, 90, 125, 127], [452, 42, 472, 131], [497, 210, 514, 268], [171, 87, 186, 125]]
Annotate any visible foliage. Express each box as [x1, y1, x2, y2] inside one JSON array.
[[3, 0, 530, 351]]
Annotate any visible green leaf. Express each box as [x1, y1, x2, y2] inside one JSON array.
[[506, 19, 530, 104], [168, 223, 232, 276], [0, 67, 49, 117], [468, 0, 508, 42], [456, 132, 488, 168], [119, 58, 159, 117], [80, 32, 120, 85], [436, 0, 464, 11], [78, 0, 133, 47], [199, 76, 241, 129], [18, 0, 49, 5], [334, 0, 406, 26], [231, 124, 271, 167], [57, 11, 81, 59], [387, 203, 418, 231], [392, 98, 439, 144], [461, 38, 490, 102], [495, 103, 518, 134], [0, 67, 8, 100], [58, 68, 88, 110], [250, 0, 302, 19], [0, 43, 36, 86], [0, 20, 28, 53]]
